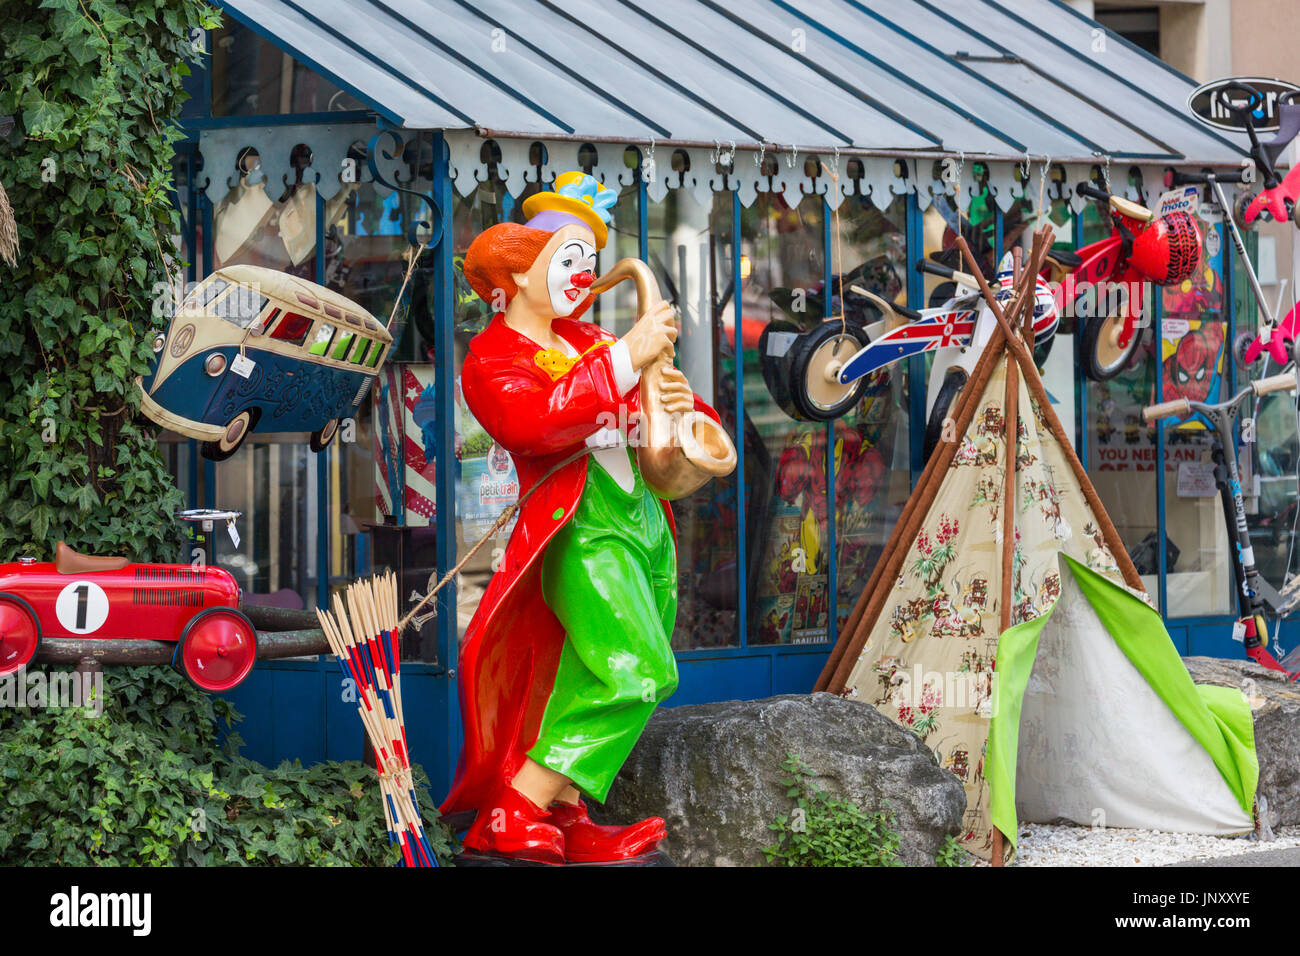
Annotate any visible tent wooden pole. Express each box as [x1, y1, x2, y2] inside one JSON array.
[[969, 230, 1146, 595], [1004, 343, 1146, 593], [957, 232, 1046, 869], [820, 236, 1042, 694], [816, 320, 1009, 693], [991, 348, 1020, 870]]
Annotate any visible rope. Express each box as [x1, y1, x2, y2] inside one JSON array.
[[395, 445, 595, 632], [385, 238, 432, 334]]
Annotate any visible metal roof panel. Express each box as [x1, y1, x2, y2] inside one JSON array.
[[215, 0, 1251, 164]]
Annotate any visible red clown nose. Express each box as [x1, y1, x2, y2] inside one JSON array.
[[570, 271, 594, 288]]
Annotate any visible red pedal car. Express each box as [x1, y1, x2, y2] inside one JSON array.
[[0, 542, 257, 692]]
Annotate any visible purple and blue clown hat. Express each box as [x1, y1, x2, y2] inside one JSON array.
[[520, 171, 617, 250]]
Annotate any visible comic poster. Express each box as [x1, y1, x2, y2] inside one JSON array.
[[1159, 216, 1226, 432], [1088, 210, 1225, 472], [791, 574, 829, 644]]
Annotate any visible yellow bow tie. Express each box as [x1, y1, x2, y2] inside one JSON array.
[[533, 341, 610, 381]]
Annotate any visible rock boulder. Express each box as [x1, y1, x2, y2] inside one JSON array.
[[1184, 656, 1300, 828], [593, 693, 965, 866]]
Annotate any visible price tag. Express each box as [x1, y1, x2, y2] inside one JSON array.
[[231, 353, 256, 378], [1231, 619, 1247, 643], [227, 520, 241, 548], [766, 331, 798, 357], [1157, 185, 1199, 218]]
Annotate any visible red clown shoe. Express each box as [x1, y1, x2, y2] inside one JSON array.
[[462, 786, 565, 865], [549, 800, 666, 863]]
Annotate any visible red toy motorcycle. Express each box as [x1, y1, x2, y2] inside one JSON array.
[[0, 542, 257, 692], [1062, 181, 1204, 381]]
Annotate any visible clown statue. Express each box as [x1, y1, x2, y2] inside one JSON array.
[[440, 172, 726, 864]]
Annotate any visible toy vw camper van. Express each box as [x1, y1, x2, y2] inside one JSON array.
[[139, 265, 392, 460]]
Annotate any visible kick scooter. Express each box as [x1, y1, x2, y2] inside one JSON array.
[[1144, 370, 1300, 678]]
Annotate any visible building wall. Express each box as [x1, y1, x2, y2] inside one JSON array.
[[1230, 0, 1296, 79]]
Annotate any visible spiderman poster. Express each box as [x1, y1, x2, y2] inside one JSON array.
[[1157, 217, 1227, 431]]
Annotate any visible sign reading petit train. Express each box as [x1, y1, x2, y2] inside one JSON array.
[[1187, 76, 1300, 133]]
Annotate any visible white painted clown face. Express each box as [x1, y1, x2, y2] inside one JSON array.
[[546, 235, 597, 316]]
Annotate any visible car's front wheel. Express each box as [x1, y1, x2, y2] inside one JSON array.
[[174, 607, 258, 693], [201, 410, 257, 461], [0, 594, 40, 677]]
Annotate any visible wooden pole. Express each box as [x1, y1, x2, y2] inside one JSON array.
[[953, 229, 1050, 868]]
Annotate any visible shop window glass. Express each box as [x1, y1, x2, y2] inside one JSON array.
[[1158, 202, 1233, 617], [921, 164, 998, 299], [326, 176, 436, 661], [184, 131, 431, 653], [210, 22, 365, 116], [1238, 213, 1299, 605], [744, 193, 832, 645], [1002, 193, 1080, 443], [200, 172, 324, 610], [829, 194, 910, 632], [647, 188, 741, 650], [449, 174, 534, 642], [1081, 193, 1163, 607]]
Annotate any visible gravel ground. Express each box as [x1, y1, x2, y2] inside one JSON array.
[[973, 824, 1300, 867]]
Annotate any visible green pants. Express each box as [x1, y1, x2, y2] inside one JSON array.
[[532, 451, 679, 801]]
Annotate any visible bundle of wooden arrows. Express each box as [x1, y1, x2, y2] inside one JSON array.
[[316, 572, 437, 867]]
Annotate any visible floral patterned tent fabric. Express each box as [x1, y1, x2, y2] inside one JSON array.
[[816, 329, 1256, 862]]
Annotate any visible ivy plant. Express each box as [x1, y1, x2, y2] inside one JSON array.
[[0, 666, 454, 866], [0, 0, 220, 562], [764, 752, 902, 867], [934, 833, 969, 867]]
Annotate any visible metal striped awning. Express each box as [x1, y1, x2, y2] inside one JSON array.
[[216, 0, 1248, 165]]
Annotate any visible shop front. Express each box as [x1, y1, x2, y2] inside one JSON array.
[[168, 1, 1285, 798]]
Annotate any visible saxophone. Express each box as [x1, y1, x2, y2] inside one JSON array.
[[590, 258, 738, 500]]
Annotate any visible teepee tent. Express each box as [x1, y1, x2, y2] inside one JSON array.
[[815, 235, 1257, 864]]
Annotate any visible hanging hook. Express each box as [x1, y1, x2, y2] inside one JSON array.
[[641, 137, 657, 184], [755, 142, 766, 172], [786, 143, 799, 169], [366, 129, 441, 249], [710, 139, 720, 165]]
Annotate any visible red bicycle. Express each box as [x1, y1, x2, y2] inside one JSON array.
[[1063, 181, 1204, 381]]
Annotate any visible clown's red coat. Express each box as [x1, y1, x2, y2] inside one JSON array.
[[440, 315, 718, 819]]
